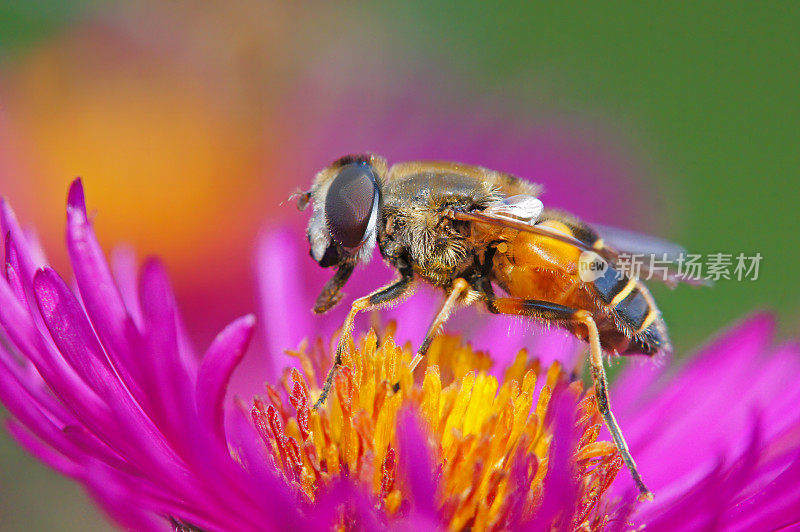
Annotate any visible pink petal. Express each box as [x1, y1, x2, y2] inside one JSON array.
[[197, 314, 255, 444], [66, 179, 144, 388], [397, 408, 438, 518]]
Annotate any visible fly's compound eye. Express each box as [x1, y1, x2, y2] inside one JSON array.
[[324, 163, 380, 248]]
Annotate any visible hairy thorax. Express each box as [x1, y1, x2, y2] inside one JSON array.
[[379, 173, 496, 287]]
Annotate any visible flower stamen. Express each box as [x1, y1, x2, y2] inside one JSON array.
[[251, 326, 623, 529]]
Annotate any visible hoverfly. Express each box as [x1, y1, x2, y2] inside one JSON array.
[[296, 153, 696, 500]]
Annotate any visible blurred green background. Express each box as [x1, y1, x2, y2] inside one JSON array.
[[1, 1, 798, 530]]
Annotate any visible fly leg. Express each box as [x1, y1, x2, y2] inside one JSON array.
[[313, 271, 413, 409], [574, 309, 654, 501], [409, 278, 471, 373], [485, 296, 654, 501], [393, 278, 471, 392]]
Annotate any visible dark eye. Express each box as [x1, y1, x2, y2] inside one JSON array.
[[324, 163, 379, 248]]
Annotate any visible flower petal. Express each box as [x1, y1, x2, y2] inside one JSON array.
[[0, 368, 82, 464], [531, 384, 581, 529], [257, 229, 311, 379], [32, 267, 188, 478], [66, 178, 145, 387], [4, 419, 80, 478], [110, 245, 144, 329], [3, 232, 27, 307], [0, 273, 109, 419], [82, 460, 168, 532], [397, 408, 438, 519], [197, 314, 256, 443], [33, 267, 121, 397], [0, 197, 46, 282]]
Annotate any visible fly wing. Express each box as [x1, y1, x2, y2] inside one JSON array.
[[447, 208, 596, 253], [591, 223, 711, 287], [591, 223, 685, 262], [484, 194, 544, 223], [447, 208, 710, 288]]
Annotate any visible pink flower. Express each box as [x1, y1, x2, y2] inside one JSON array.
[[0, 181, 798, 530], [611, 314, 800, 530]]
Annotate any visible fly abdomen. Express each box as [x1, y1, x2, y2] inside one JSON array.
[[623, 322, 667, 355], [592, 265, 630, 305], [590, 264, 667, 355], [615, 287, 653, 332]]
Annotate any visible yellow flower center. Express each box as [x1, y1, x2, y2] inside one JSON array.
[[250, 325, 623, 530]]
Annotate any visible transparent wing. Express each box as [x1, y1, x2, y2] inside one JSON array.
[[591, 223, 685, 262], [591, 223, 712, 287], [446, 209, 710, 288]]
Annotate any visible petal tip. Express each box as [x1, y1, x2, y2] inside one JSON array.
[[31, 266, 56, 286], [66, 178, 87, 216], [141, 255, 166, 275], [0, 197, 19, 234]]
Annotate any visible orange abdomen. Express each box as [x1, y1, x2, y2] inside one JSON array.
[[491, 220, 597, 311], [489, 220, 668, 356]]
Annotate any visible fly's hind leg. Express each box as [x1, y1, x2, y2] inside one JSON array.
[[486, 296, 654, 501], [313, 271, 414, 410], [573, 310, 654, 501]]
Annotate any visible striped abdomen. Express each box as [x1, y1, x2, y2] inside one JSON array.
[[539, 212, 671, 356], [591, 263, 670, 356], [489, 214, 671, 357]]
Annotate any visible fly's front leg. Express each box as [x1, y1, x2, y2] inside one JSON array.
[[484, 296, 653, 501], [313, 271, 413, 409]]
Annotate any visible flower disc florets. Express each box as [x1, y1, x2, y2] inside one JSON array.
[[250, 326, 625, 530]]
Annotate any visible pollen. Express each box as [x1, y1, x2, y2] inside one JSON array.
[[248, 325, 623, 530]]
